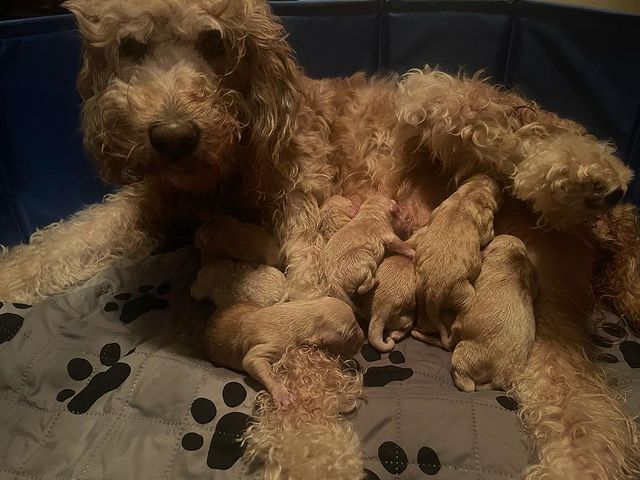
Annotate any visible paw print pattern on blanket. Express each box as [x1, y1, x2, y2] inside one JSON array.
[[496, 395, 519, 411], [181, 382, 252, 470], [358, 343, 414, 387], [0, 302, 30, 344], [375, 441, 443, 476], [104, 284, 171, 324], [57, 342, 133, 413], [591, 316, 640, 368]]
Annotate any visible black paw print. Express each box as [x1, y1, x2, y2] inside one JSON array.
[[57, 342, 134, 414], [358, 343, 414, 387], [181, 382, 252, 470], [0, 302, 30, 344], [104, 284, 171, 324], [372, 441, 441, 476], [591, 320, 628, 365], [496, 395, 519, 411]]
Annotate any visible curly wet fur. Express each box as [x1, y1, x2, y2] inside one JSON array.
[[243, 345, 364, 480], [592, 203, 640, 332], [0, 0, 637, 477]]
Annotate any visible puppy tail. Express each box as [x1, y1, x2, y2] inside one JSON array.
[[328, 283, 363, 317], [368, 315, 395, 352]]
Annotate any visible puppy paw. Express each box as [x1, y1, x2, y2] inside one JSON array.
[[271, 386, 294, 409]]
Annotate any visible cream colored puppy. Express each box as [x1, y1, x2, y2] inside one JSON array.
[[204, 297, 365, 408], [361, 255, 416, 352], [451, 234, 537, 392], [322, 193, 415, 309], [196, 214, 280, 266], [319, 195, 358, 240], [191, 259, 288, 308], [411, 174, 501, 349]]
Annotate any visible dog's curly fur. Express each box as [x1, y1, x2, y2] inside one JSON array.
[[1, 0, 639, 477], [243, 345, 363, 480]]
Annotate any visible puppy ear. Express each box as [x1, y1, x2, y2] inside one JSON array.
[[244, 4, 301, 169], [64, 0, 107, 99]]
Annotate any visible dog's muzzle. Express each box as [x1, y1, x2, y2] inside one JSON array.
[[148, 121, 200, 159]]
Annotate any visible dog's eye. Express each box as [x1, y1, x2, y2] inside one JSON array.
[[197, 29, 226, 64], [119, 36, 149, 61]]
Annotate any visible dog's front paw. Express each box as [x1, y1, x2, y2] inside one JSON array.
[[514, 134, 633, 228]]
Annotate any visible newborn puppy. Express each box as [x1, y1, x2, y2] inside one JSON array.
[[204, 297, 365, 407], [411, 174, 501, 350], [196, 214, 280, 266], [191, 259, 288, 308], [322, 193, 415, 310], [319, 195, 358, 240], [361, 255, 416, 352], [450, 234, 537, 392]]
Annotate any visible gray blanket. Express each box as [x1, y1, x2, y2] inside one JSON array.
[[1, 247, 639, 479]]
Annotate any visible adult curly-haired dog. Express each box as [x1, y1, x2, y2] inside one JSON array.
[[1, 0, 639, 478]]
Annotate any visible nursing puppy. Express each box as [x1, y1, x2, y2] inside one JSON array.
[[411, 174, 500, 349], [203, 297, 365, 408], [361, 255, 417, 352], [319, 195, 358, 241], [322, 193, 415, 310], [196, 214, 280, 266], [451, 235, 537, 392], [191, 259, 287, 308]]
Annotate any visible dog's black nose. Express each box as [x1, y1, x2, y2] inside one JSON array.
[[606, 188, 624, 205], [148, 121, 200, 159]]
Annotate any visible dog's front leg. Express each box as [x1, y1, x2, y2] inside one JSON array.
[[275, 193, 327, 300], [0, 182, 161, 304]]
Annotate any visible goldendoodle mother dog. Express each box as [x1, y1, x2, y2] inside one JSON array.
[[1, 1, 639, 478]]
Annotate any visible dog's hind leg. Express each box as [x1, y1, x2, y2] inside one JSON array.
[[513, 233, 640, 480], [593, 203, 640, 332], [0, 182, 160, 304]]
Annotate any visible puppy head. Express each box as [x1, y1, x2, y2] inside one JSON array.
[[359, 193, 398, 221], [512, 134, 633, 229], [309, 298, 364, 358], [65, 0, 300, 193], [323, 195, 358, 219]]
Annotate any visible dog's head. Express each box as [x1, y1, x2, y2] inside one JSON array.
[[65, 0, 300, 193]]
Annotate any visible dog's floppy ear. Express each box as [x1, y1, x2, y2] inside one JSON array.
[[64, 0, 108, 100], [244, 3, 301, 166]]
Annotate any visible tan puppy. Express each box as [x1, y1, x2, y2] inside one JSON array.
[[203, 297, 365, 408], [191, 259, 288, 308], [361, 255, 416, 352], [196, 214, 280, 266], [451, 234, 537, 392], [322, 193, 415, 310], [411, 174, 501, 350], [319, 195, 358, 240]]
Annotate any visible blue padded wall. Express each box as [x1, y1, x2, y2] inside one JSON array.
[[1, 0, 639, 246]]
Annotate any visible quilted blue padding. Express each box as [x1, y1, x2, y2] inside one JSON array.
[[0, 0, 639, 246]]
